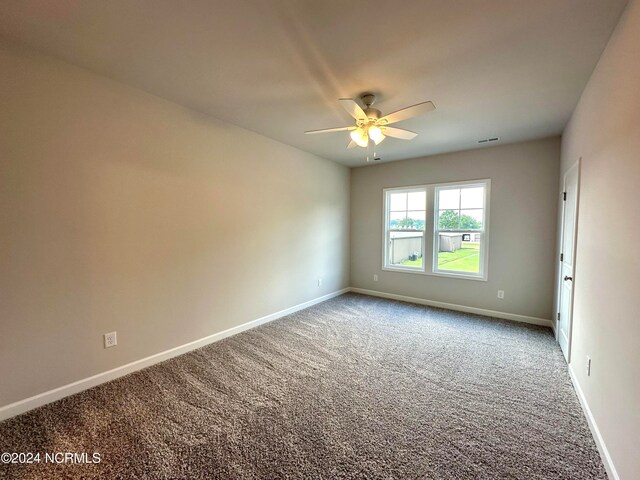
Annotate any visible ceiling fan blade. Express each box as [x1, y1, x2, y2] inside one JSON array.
[[381, 126, 418, 140], [339, 98, 367, 121], [347, 140, 357, 149], [305, 126, 355, 134], [379, 101, 435, 125]]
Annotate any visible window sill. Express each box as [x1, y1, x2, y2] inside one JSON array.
[[382, 265, 426, 274], [382, 266, 488, 282]]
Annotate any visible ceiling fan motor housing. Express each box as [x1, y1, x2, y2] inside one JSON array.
[[359, 93, 381, 122], [363, 107, 381, 122]]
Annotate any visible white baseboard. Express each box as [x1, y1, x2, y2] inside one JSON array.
[[568, 365, 619, 480], [0, 288, 350, 422], [349, 287, 553, 328]]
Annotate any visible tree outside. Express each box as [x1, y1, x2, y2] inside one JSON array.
[[438, 210, 481, 230]]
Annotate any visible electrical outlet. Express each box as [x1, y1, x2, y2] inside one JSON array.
[[104, 331, 117, 348], [497, 290, 505, 299], [317, 278, 323, 287], [586, 356, 591, 376], [373, 274, 379, 282]]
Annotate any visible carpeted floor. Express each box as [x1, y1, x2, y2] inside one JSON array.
[[0, 293, 606, 479]]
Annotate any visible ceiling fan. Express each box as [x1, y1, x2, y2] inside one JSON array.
[[305, 93, 435, 149]]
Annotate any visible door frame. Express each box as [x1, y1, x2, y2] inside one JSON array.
[[556, 158, 581, 362]]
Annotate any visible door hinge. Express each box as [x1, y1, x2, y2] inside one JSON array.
[[563, 192, 567, 201], [557, 312, 561, 321], [560, 253, 564, 262]]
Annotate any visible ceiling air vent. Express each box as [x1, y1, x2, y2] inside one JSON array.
[[478, 137, 500, 144]]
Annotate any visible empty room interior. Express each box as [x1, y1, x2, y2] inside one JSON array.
[[1, 1, 639, 479]]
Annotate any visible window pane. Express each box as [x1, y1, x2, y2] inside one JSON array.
[[407, 210, 426, 230], [396, 218, 416, 230], [459, 209, 484, 230], [407, 191, 426, 210], [389, 211, 406, 230], [438, 188, 459, 210], [389, 192, 407, 211], [389, 231, 424, 269], [460, 187, 484, 209], [438, 209, 460, 230], [437, 233, 481, 274]]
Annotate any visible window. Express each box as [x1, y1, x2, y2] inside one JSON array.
[[384, 187, 427, 271], [434, 182, 488, 279], [383, 180, 490, 280]]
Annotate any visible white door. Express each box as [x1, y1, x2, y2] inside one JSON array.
[[557, 160, 580, 361]]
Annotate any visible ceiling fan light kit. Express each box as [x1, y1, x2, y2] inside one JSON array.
[[349, 128, 369, 148], [368, 126, 384, 145], [305, 93, 436, 159]]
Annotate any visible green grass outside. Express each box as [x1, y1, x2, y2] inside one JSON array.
[[399, 242, 479, 272], [399, 257, 423, 267], [438, 242, 479, 272]]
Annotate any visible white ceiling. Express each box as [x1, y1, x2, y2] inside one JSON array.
[[0, 0, 627, 166]]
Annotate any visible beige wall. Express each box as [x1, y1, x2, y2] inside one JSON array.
[[0, 41, 350, 408], [350, 138, 560, 320], [558, 0, 640, 477]]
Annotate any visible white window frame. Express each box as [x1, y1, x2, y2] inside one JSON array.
[[432, 180, 490, 281], [382, 179, 490, 281], [382, 186, 427, 273]]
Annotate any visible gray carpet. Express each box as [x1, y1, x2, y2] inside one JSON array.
[[0, 293, 606, 479]]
